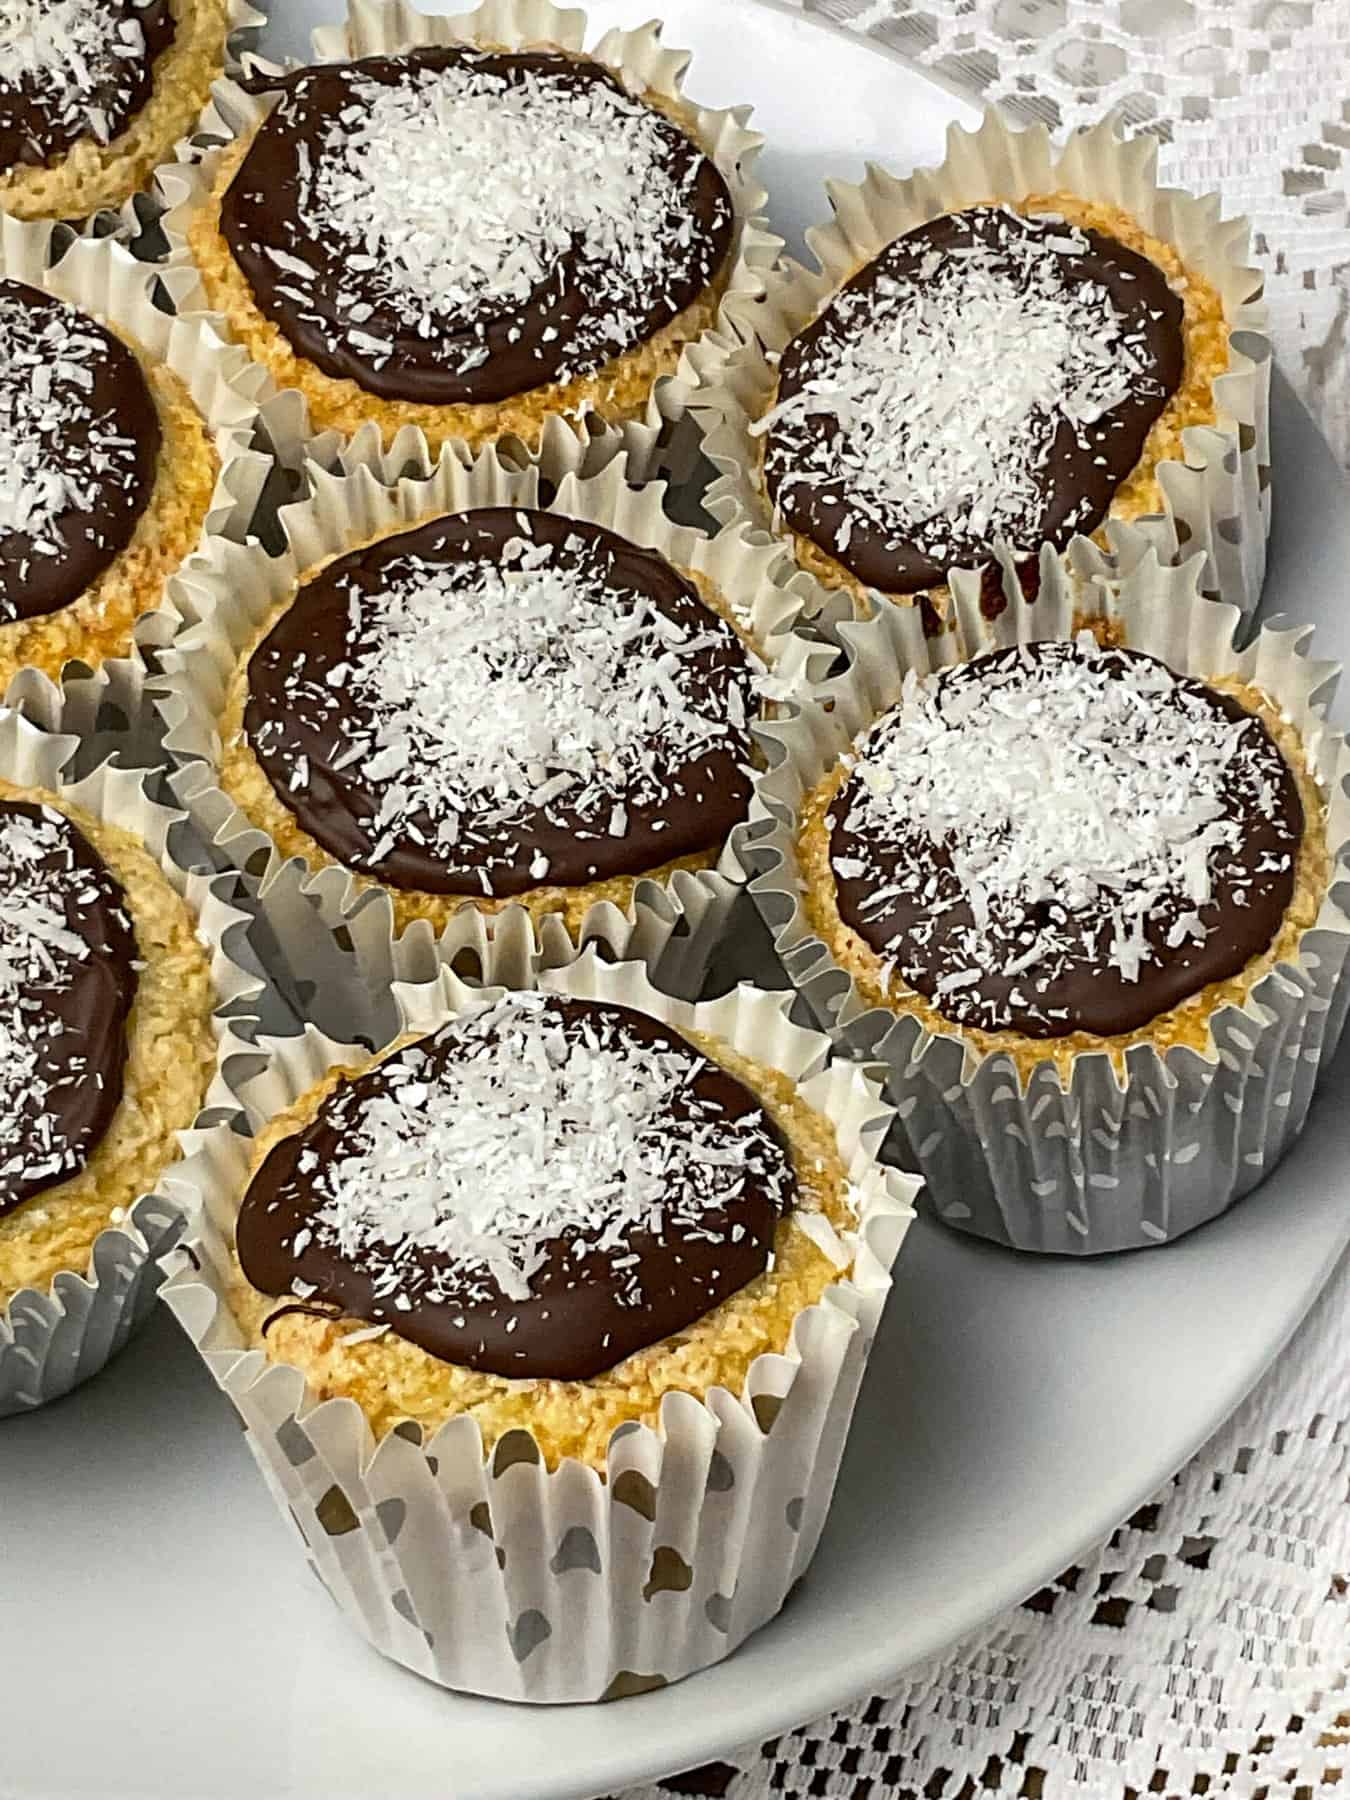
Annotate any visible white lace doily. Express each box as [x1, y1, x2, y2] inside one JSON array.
[[615, 6, 1350, 1794]]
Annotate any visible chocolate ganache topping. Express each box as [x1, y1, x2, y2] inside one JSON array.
[[0, 0, 175, 171], [760, 206, 1185, 596], [0, 279, 160, 624], [238, 992, 797, 1380], [244, 508, 758, 897], [0, 799, 138, 1220], [222, 48, 735, 407], [828, 638, 1304, 1039]]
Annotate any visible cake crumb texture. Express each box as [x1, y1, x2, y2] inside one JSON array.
[[0, 781, 216, 1306], [0, 0, 233, 223]]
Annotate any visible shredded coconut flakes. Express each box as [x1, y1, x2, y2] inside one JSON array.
[[287, 993, 792, 1310], [0, 0, 150, 147], [0, 284, 144, 602], [255, 524, 757, 878], [760, 206, 1167, 569], [274, 54, 728, 379], [834, 636, 1298, 1029], [0, 807, 108, 1191]]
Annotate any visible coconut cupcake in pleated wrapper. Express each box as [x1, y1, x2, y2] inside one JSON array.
[[152, 427, 830, 1008], [157, 900, 917, 1702], [0, 0, 263, 230], [692, 109, 1271, 633], [0, 656, 259, 1415], [0, 214, 275, 697], [738, 545, 1350, 1256], [151, 0, 781, 481]]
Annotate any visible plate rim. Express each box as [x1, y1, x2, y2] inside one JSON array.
[[462, 0, 1350, 1775]]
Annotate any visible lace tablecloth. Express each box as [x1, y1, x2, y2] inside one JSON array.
[[618, 4, 1350, 1795]]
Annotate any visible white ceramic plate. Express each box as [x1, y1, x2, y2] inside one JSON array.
[[4, 5, 1349, 1798]]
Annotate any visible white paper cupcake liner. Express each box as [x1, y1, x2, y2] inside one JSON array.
[[693, 109, 1273, 627], [151, 0, 783, 484], [158, 920, 918, 1701], [152, 431, 830, 1005], [0, 658, 261, 1416], [737, 550, 1350, 1255]]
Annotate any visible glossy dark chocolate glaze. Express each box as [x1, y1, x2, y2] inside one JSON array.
[[830, 642, 1303, 1038], [222, 48, 734, 406], [765, 206, 1185, 596], [0, 279, 160, 624], [238, 996, 797, 1380], [244, 508, 755, 897], [0, 799, 138, 1220], [0, 0, 175, 170]]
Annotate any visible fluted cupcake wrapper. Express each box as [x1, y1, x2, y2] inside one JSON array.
[[151, 431, 832, 1006], [158, 927, 918, 1702], [0, 659, 261, 1416], [736, 551, 1350, 1255], [198, 844, 744, 1052], [151, 0, 784, 484], [692, 108, 1273, 626]]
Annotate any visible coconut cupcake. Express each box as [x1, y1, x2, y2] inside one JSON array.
[[157, 0, 777, 469], [162, 928, 917, 1701], [0, 788, 214, 1323], [0, 0, 248, 226], [155, 439, 822, 973], [229, 989, 864, 1454], [804, 638, 1322, 1069], [696, 111, 1271, 626], [0, 662, 255, 1414], [742, 551, 1350, 1255], [0, 221, 265, 694]]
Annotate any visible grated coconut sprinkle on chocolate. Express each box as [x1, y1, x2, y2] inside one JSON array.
[[0, 0, 156, 149], [829, 637, 1303, 1037], [761, 205, 1178, 584], [283, 992, 792, 1311]]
